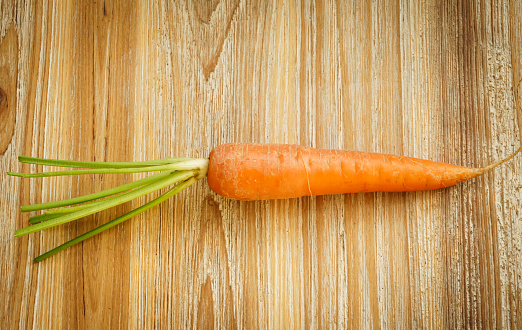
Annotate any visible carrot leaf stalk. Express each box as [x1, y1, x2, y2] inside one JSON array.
[[20, 170, 174, 212], [33, 177, 198, 263], [29, 213, 64, 224], [8, 157, 209, 262]]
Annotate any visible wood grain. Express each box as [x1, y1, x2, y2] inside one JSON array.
[[1, 0, 521, 328]]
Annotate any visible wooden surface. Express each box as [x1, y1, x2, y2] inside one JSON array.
[[1, 0, 522, 328]]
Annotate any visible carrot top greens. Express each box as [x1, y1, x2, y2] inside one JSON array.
[[8, 157, 209, 262]]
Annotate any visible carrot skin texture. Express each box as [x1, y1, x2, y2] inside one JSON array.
[[207, 143, 481, 200]]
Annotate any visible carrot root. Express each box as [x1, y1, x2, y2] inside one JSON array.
[[207, 143, 520, 200], [477, 144, 522, 175]]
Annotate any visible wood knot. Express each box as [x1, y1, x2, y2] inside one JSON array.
[[0, 87, 7, 113], [0, 85, 16, 154]]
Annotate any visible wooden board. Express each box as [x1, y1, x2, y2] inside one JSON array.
[[1, 0, 521, 328]]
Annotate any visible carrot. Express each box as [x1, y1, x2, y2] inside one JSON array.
[[6, 143, 519, 262], [207, 143, 521, 200], [7, 81, 522, 261], [8, 142, 520, 262]]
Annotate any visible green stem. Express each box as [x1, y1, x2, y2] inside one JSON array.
[[34, 177, 197, 262], [29, 213, 65, 224], [8, 160, 202, 178], [17, 156, 194, 169], [44, 199, 112, 214], [21, 171, 173, 212], [15, 171, 195, 237]]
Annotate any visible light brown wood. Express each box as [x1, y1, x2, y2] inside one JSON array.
[[1, 0, 521, 328]]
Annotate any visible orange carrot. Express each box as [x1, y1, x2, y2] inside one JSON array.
[[8, 143, 521, 262], [207, 143, 522, 200], [8, 81, 522, 261]]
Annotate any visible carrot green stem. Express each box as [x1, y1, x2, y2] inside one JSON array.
[[14, 170, 195, 237], [21, 171, 173, 212], [17, 156, 194, 169], [33, 177, 198, 262], [43, 179, 163, 213], [10, 155, 209, 262], [7, 159, 205, 178], [44, 198, 114, 214], [29, 213, 66, 224]]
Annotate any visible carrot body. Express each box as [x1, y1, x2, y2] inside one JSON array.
[[207, 143, 483, 200]]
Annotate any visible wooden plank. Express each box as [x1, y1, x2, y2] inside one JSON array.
[[0, 0, 521, 328]]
